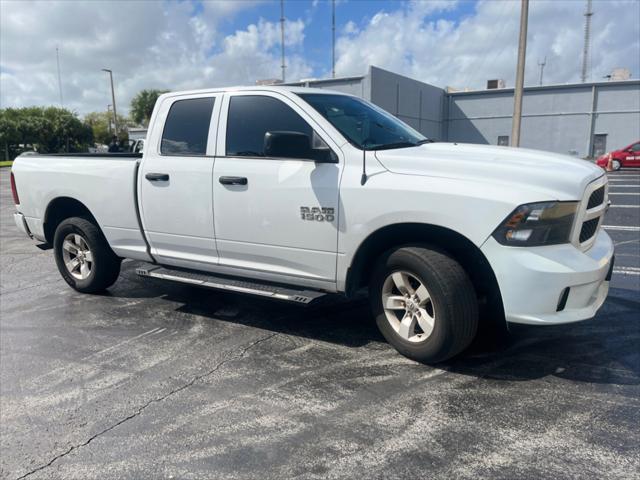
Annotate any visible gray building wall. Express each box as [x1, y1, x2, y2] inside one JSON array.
[[285, 66, 445, 140], [285, 75, 370, 99], [368, 67, 445, 140], [446, 80, 640, 157], [591, 82, 640, 155], [285, 67, 639, 157]]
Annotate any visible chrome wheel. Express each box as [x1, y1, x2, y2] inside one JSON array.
[[62, 233, 93, 280], [381, 271, 436, 343], [612, 160, 621, 171]]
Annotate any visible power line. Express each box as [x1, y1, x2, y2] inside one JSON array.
[[581, 0, 593, 83]]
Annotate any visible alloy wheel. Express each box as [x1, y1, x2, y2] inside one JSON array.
[[381, 270, 436, 343], [62, 233, 93, 280]]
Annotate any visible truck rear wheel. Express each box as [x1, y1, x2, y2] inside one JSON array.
[[369, 246, 478, 363], [53, 217, 121, 293]]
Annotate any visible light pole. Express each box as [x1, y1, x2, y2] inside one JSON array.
[[107, 105, 113, 135], [510, 0, 529, 147], [102, 69, 118, 137]]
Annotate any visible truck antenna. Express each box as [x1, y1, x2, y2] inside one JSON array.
[[360, 142, 368, 186]]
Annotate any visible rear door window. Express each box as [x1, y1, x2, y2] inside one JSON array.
[[226, 95, 313, 157], [161, 97, 215, 155]]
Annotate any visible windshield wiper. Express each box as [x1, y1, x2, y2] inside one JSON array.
[[372, 141, 419, 151], [416, 139, 433, 145]]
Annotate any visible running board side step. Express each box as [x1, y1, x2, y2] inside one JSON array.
[[136, 265, 326, 304]]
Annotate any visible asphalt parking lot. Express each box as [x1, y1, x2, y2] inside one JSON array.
[[1, 166, 639, 480]]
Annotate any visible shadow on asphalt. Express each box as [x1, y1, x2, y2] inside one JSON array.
[[103, 263, 640, 387]]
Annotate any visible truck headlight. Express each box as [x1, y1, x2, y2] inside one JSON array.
[[492, 201, 578, 246]]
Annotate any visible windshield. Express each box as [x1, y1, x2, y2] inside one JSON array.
[[298, 93, 429, 150]]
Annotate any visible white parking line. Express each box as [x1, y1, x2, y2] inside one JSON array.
[[609, 193, 640, 196], [603, 225, 640, 231], [608, 185, 640, 188], [613, 267, 640, 276], [609, 205, 639, 208]]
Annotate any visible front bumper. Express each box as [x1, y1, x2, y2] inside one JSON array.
[[481, 230, 614, 325], [13, 212, 33, 239]]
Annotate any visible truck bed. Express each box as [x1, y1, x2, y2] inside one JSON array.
[[11, 153, 151, 261]]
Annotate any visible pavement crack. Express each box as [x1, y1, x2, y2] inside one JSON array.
[[14, 332, 278, 480]]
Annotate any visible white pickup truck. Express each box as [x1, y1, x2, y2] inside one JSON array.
[[11, 86, 614, 362]]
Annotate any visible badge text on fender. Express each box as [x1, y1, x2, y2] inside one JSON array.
[[300, 207, 335, 222]]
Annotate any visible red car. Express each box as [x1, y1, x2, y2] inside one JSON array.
[[596, 141, 640, 170]]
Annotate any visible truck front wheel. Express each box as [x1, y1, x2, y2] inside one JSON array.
[[53, 217, 121, 293], [369, 246, 478, 363]]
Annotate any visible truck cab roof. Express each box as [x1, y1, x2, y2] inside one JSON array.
[[158, 85, 348, 99]]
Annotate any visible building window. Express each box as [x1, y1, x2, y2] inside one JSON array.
[[497, 136, 509, 146]]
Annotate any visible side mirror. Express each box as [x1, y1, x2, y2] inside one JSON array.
[[264, 131, 311, 159], [310, 131, 339, 163], [263, 131, 338, 163]]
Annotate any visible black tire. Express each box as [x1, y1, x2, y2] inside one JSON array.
[[369, 246, 478, 363], [53, 216, 121, 293]]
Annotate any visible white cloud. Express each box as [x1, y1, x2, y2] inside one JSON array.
[[0, 0, 309, 115], [1, 0, 638, 117], [334, 0, 640, 89]]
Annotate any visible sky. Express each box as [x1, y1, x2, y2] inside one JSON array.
[[1, 0, 639, 117]]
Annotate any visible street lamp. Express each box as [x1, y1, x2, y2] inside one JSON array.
[[107, 105, 112, 134], [102, 69, 118, 137]]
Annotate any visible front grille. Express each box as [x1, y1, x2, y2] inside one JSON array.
[[574, 178, 607, 250], [579, 218, 599, 243], [587, 186, 605, 209]]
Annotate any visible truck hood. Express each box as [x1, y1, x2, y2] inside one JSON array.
[[374, 142, 604, 201]]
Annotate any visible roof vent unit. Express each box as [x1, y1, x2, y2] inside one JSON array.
[[255, 78, 283, 86], [487, 79, 506, 89], [609, 68, 631, 81]]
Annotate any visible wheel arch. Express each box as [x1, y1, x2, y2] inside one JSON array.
[[345, 223, 505, 326], [43, 197, 98, 244]]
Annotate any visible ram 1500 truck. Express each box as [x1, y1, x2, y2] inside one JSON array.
[[11, 86, 614, 362]]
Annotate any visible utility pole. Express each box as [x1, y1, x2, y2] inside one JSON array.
[[511, 0, 529, 148], [102, 69, 118, 137], [537, 56, 546, 86], [55, 46, 64, 107], [581, 0, 593, 83], [280, 0, 286, 83], [332, 0, 336, 78]]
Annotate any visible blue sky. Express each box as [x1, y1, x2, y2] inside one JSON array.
[[209, 0, 480, 78], [1, 0, 638, 114]]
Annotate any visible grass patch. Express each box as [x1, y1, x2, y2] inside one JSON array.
[[0, 161, 13, 167]]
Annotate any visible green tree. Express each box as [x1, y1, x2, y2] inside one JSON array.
[[0, 110, 19, 160], [84, 111, 128, 146], [0, 106, 93, 160], [130, 89, 168, 126]]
